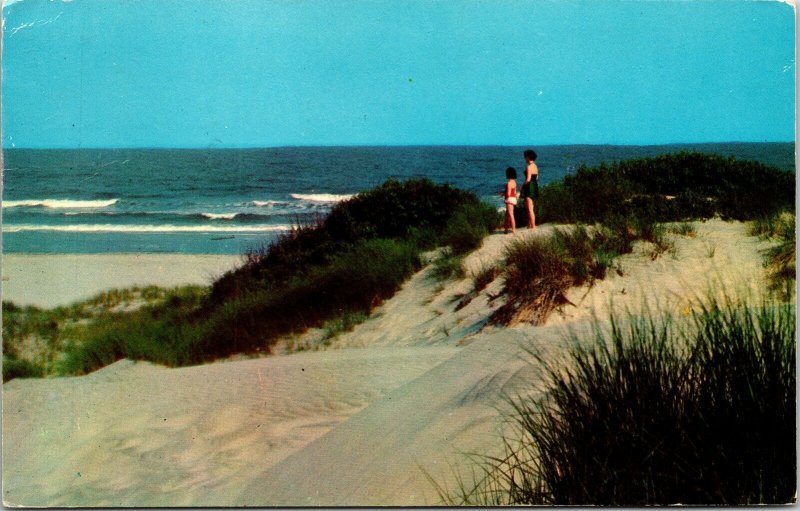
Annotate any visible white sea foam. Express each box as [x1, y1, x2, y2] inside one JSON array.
[[290, 193, 354, 203], [251, 200, 284, 207], [3, 199, 119, 209], [3, 224, 291, 233], [201, 212, 239, 220]]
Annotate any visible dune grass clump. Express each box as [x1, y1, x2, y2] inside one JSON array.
[[3, 303, 61, 356], [748, 211, 793, 240], [491, 226, 618, 325], [57, 287, 211, 374], [449, 299, 796, 505], [670, 221, 698, 237], [749, 211, 796, 299]]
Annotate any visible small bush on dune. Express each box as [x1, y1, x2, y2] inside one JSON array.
[[451, 299, 796, 505], [493, 225, 636, 325], [491, 228, 589, 326]]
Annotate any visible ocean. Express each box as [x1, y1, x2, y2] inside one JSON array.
[[2, 143, 794, 254]]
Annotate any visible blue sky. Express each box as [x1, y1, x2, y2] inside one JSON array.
[[2, 0, 795, 148]]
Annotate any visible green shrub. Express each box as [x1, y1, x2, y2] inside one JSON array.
[[537, 152, 794, 225], [212, 179, 492, 302], [441, 203, 499, 255], [3, 354, 45, 382], [452, 300, 796, 505]]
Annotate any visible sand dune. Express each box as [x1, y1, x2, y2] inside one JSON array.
[[4, 347, 457, 507], [238, 324, 582, 506], [2, 219, 776, 506]]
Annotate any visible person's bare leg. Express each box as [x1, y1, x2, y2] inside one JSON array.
[[526, 197, 535, 229], [506, 204, 516, 234]]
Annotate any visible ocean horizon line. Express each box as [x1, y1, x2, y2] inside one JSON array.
[[2, 140, 795, 152]]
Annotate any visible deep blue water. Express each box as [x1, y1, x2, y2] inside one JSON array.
[[2, 143, 795, 254]]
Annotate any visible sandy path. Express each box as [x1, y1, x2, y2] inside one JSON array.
[[238, 323, 582, 506], [2, 253, 241, 308], [3, 347, 457, 507]]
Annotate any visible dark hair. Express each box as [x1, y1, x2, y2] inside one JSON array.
[[524, 149, 537, 161], [506, 166, 517, 179]]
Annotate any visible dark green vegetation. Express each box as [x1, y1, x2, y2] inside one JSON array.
[[3, 180, 499, 379], [534, 151, 794, 225], [447, 300, 796, 505]]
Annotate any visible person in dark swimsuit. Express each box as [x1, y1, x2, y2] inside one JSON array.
[[521, 149, 538, 229]]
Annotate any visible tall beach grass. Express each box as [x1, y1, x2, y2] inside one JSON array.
[[749, 211, 796, 299], [447, 298, 796, 505]]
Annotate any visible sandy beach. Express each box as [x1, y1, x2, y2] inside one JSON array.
[[2, 254, 241, 308], [1, 220, 782, 506]]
